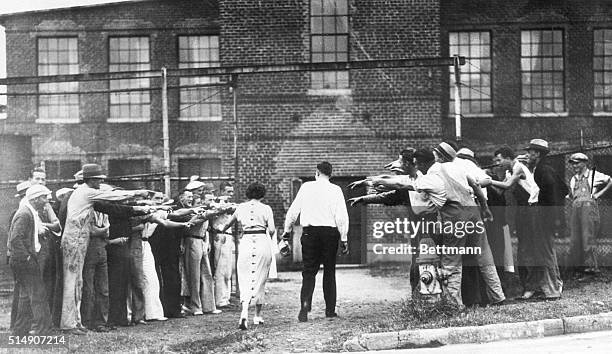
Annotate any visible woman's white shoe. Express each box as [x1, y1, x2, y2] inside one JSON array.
[[253, 316, 264, 325]]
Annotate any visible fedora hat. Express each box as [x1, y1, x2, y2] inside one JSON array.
[[433, 142, 457, 161], [82, 164, 107, 179], [525, 139, 550, 153], [15, 181, 32, 198], [456, 148, 479, 164]]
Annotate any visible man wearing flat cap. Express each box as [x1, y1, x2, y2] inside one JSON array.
[[60, 163, 149, 334], [568, 152, 612, 274], [525, 139, 564, 299], [8, 185, 54, 335]]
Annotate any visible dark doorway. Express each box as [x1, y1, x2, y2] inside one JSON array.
[[292, 176, 366, 264]]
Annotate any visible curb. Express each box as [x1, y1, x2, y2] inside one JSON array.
[[343, 312, 612, 351]]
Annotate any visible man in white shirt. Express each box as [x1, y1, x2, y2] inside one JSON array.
[[568, 152, 612, 274], [283, 162, 349, 322]]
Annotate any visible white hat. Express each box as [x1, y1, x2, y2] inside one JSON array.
[[525, 139, 550, 153], [26, 184, 52, 200], [456, 148, 474, 158], [15, 181, 32, 198], [185, 180, 205, 191]]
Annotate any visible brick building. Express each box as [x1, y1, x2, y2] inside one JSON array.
[[2, 0, 612, 265]]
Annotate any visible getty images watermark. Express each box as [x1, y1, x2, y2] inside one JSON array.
[[371, 218, 483, 256]]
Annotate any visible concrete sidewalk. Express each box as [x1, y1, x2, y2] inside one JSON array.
[[343, 311, 612, 351]]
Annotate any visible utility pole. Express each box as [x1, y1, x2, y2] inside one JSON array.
[[161, 67, 171, 196], [230, 74, 240, 298], [453, 55, 462, 142]]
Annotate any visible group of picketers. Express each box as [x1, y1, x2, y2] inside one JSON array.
[[349, 139, 612, 307], [7, 139, 611, 336], [6, 163, 256, 336]]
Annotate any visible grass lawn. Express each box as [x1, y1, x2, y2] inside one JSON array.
[[0, 267, 611, 353]]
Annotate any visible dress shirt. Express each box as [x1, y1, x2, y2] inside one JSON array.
[[413, 163, 447, 210], [284, 178, 349, 241], [454, 158, 490, 199]]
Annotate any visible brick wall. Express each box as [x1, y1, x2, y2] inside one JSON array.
[[0, 0, 225, 188], [441, 0, 612, 158], [221, 0, 443, 264]]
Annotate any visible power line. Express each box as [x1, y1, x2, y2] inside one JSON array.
[[2, 82, 229, 97]]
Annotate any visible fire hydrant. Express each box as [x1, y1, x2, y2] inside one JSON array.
[[415, 236, 448, 303]]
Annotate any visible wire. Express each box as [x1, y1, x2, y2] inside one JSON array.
[[1, 83, 229, 97], [178, 89, 222, 112]]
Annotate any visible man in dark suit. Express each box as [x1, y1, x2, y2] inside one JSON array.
[[150, 190, 195, 318], [8, 185, 54, 336], [527, 139, 564, 299]]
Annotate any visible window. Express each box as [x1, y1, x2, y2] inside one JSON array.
[[178, 36, 221, 121], [594, 30, 612, 113], [107, 159, 151, 189], [449, 32, 492, 115], [44, 160, 81, 181], [310, 0, 349, 90], [178, 158, 222, 190], [109, 37, 150, 122], [38, 37, 79, 122], [521, 29, 565, 114]]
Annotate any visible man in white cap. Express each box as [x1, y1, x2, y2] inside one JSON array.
[[526, 139, 564, 299], [8, 184, 54, 336], [60, 164, 149, 334], [26, 168, 63, 328], [568, 152, 612, 274]]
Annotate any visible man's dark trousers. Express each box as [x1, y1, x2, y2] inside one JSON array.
[[300, 226, 339, 315], [10, 256, 52, 335], [107, 236, 145, 325], [81, 238, 109, 329], [38, 235, 62, 327]]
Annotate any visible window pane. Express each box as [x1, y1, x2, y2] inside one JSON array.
[[38, 37, 79, 121], [521, 30, 564, 113], [310, 0, 349, 89], [178, 36, 221, 121], [448, 31, 492, 114], [594, 29, 612, 112]]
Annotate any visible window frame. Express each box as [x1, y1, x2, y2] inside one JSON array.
[[593, 28, 612, 115], [177, 35, 222, 122], [448, 31, 493, 117], [107, 36, 151, 123], [520, 28, 566, 116], [36, 36, 80, 124], [308, 0, 351, 94]]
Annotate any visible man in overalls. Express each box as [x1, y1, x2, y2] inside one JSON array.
[[568, 153, 612, 274]]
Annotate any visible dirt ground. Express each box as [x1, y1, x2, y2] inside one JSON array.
[[0, 266, 411, 353]]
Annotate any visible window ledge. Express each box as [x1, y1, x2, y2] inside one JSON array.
[[307, 88, 352, 96], [448, 113, 494, 118], [35, 118, 80, 124], [520, 112, 568, 118], [593, 112, 612, 117], [177, 116, 222, 122], [107, 118, 151, 123]]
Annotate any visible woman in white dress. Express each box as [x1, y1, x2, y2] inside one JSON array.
[[218, 182, 275, 330]]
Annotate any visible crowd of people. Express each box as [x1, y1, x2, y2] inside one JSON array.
[[6, 163, 287, 336], [349, 138, 612, 307], [7, 138, 611, 336]]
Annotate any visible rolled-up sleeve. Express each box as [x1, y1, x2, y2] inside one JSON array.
[[334, 187, 349, 241]]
